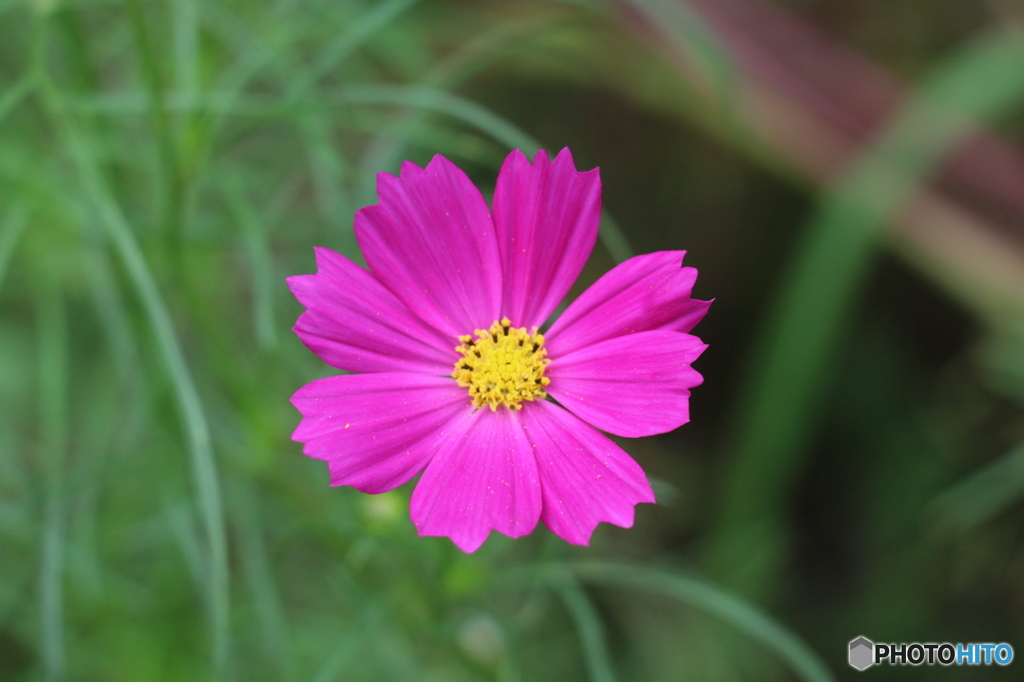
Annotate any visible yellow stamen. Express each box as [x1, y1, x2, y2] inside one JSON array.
[[452, 317, 551, 411]]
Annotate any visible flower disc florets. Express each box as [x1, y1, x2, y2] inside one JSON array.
[[453, 317, 550, 411]]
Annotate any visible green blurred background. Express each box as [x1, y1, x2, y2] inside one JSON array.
[[3, 0, 1024, 680]]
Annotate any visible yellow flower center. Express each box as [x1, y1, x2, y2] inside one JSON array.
[[452, 317, 551, 411]]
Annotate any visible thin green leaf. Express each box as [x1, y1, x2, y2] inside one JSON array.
[[572, 562, 835, 682], [234, 483, 294, 682], [0, 206, 28, 296], [339, 83, 541, 158], [173, 0, 199, 96], [285, 0, 421, 102], [929, 441, 1024, 534], [620, 0, 737, 118], [299, 112, 355, 249], [598, 212, 633, 264], [34, 270, 67, 682], [81, 244, 141, 381], [197, 0, 420, 242], [0, 73, 35, 124], [126, 0, 187, 253], [356, 15, 557, 178], [550, 568, 617, 682], [308, 620, 372, 682], [36, 71, 231, 675], [221, 177, 279, 350]]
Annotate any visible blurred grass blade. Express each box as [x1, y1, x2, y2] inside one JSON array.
[[979, 324, 1024, 406], [208, 0, 422, 244], [309, 634, 367, 682], [0, 73, 34, 124], [166, 500, 206, 589], [929, 441, 1024, 534], [203, 0, 419, 146], [222, 178, 278, 350], [127, 0, 186, 252], [287, 0, 421, 101], [174, 0, 199, 96], [81, 244, 140, 381], [339, 83, 542, 164], [551, 569, 617, 682], [36, 75, 231, 672], [707, 27, 1024, 595], [34, 271, 68, 682], [350, 82, 539, 232], [598, 212, 633, 263], [356, 16, 555, 175], [572, 562, 835, 682], [307, 607, 388, 682], [235, 484, 294, 682], [300, 113, 354, 248], [0, 206, 28, 295], [621, 0, 737, 114]]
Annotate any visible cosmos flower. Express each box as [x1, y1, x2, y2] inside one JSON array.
[[288, 149, 710, 552]]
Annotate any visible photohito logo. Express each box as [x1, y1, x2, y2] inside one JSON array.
[[848, 636, 1014, 670], [849, 637, 874, 671]]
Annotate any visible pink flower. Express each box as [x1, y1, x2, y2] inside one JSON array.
[[288, 149, 709, 552]]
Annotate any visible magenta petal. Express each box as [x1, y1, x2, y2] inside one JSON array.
[[291, 373, 469, 493], [354, 155, 502, 338], [410, 408, 541, 552], [492, 149, 601, 329], [546, 251, 711, 358], [547, 330, 706, 438], [521, 401, 654, 545], [288, 247, 455, 374]]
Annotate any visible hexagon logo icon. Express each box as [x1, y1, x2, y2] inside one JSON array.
[[849, 636, 874, 671]]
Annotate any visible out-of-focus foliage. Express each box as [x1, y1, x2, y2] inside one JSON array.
[[1, 0, 1023, 681]]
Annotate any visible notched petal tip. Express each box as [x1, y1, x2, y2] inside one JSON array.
[[546, 250, 710, 355], [551, 147, 602, 184], [356, 150, 502, 337], [549, 146, 581, 173], [309, 245, 358, 279], [410, 409, 541, 554], [558, 505, 641, 547], [497, 148, 533, 181], [416, 526, 491, 554], [426, 153, 454, 167], [292, 373, 468, 493], [522, 402, 655, 546], [287, 242, 457, 373], [401, 158, 426, 176], [422, 153, 465, 181], [494, 145, 602, 329], [547, 330, 704, 438], [310, 244, 334, 262]]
